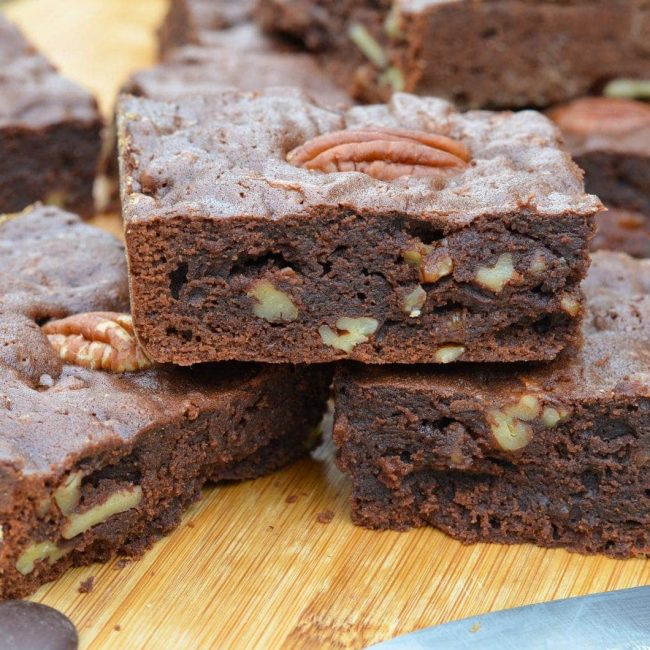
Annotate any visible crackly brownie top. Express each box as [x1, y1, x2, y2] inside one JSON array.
[[0, 15, 99, 128], [124, 45, 349, 108], [342, 251, 650, 401], [0, 205, 268, 476], [119, 90, 601, 226]]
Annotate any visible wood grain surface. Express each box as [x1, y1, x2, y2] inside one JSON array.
[[3, 1, 650, 648]]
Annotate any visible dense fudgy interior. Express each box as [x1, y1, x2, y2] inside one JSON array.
[[0, 122, 101, 217], [257, 0, 650, 108], [0, 366, 329, 599], [333, 378, 650, 558], [127, 210, 592, 365]]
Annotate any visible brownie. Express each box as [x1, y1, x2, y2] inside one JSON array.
[[118, 90, 599, 366], [0, 205, 331, 599], [0, 15, 101, 216], [255, 0, 650, 108], [159, 0, 256, 54], [124, 43, 350, 108], [549, 98, 650, 217], [591, 209, 650, 259], [333, 251, 650, 558]]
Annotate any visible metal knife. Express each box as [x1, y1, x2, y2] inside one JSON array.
[[369, 586, 650, 650]]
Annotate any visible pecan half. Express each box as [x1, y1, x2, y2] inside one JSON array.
[[287, 127, 470, 181], [42, 312, 152, 372], [548, 97, 650, 136]]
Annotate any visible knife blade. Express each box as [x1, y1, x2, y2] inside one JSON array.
[[369, 586, 650, 650]]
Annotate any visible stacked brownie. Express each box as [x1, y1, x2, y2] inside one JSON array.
[[4, 0, 650, 604], [0, 15, 101, 216], [113, 83, 650, 558]]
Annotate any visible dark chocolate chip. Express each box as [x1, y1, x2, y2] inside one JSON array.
[[0, 601, 78, 650]]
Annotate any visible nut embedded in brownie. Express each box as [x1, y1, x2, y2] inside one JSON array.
[[0, 205, 331, 599], [0, 15, 102, 216], [118, 90, 600, 366], [255, 0, 650, 108], [333, 251, 650, 558]]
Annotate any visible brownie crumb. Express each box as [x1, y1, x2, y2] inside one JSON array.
[[78, 576, 95, 593], [285, 494, 298, 504], [114, 558, 132, 570], [316, 510, 334, 524], [114, 624, 121, 632]]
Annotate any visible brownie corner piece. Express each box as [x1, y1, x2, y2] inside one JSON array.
[[117, 90, 600, 366], [333, 251, 650, 557], [0, 15, 102, 217]]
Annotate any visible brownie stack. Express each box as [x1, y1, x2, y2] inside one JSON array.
[[2, 0, 650, 604], [115, 79, 649, 558], [112, 0, 649, 561]]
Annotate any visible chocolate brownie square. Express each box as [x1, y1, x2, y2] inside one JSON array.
[[549, 98, 650, 217], [0, 205, 331, 599], [0, 15, 101, 216], [256, 0, 650, 108], [118, 91, 599, 365], [159, 0, 256, 54], [333, 251, 650, 558]]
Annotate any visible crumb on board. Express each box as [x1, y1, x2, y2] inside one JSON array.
[[316, 510, 335, 524], [78, 576, 95, 593], [114, 625, 121, 632], [186, 521, 195, 528], [285, 494, 298, 504], [114, 558, 132, 570]]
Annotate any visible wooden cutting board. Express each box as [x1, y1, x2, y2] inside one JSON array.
[[4, 1, 650, 647]]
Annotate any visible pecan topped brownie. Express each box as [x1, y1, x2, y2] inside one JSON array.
[[118, 90, 600, 365], [256, 0, 650, 108], [0, 15, 101, 216], [333, 251, 650, 557], [0, 205, 331, 599]]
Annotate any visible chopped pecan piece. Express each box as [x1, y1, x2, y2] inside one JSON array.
[[287, 127, 470, 181], [549, 97, 650, 136], [42, 312, 152, 372]]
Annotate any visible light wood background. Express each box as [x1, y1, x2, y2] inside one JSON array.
[[4, 1, 650, 648]]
